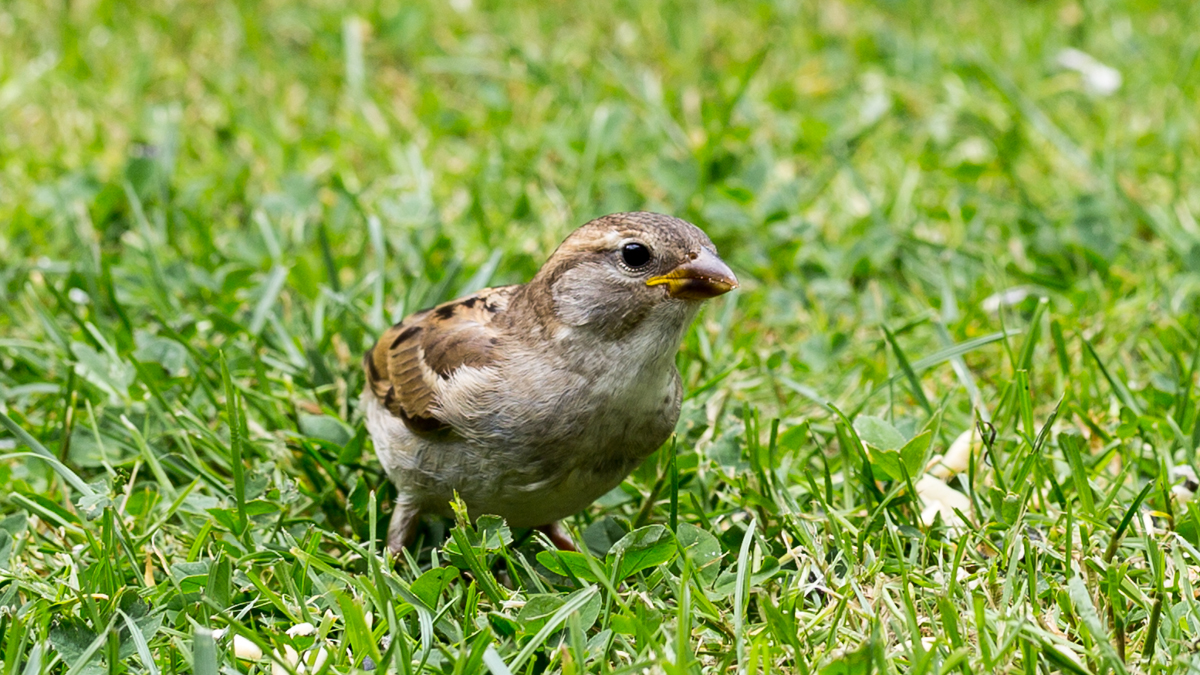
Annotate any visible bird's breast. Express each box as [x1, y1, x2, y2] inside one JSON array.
[[467, 338, 683, 462]]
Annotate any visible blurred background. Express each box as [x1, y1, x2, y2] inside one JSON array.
[[2, 0, 1200, 670], [5, 0, 1197, 449]]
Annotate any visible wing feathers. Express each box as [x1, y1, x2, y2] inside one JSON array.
[[363, 286, 514, 436]]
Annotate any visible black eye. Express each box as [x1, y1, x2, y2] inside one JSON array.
[[621, 242, 651, 268]]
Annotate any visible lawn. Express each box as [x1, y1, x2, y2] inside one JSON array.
[[2, 0, 1199, 672]]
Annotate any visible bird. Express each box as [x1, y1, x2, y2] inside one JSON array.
[[361, 212, 737, 552]]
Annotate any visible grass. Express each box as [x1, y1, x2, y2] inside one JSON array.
[[2, 0, 1200, 672]]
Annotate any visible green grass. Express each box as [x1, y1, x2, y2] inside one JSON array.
[[3, 0, 1200, 672]]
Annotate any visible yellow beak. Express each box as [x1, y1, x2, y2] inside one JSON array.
[[645, 248, 739, 300]]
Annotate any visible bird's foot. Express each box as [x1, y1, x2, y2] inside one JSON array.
[[387, 503, 420, 555], [537, 521, 577, 551]]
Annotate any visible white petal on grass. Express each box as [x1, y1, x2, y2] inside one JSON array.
[[947, 136, 994, 166], [981, 286, 1034, 313], [900, 636, 938, 652], [1171, 465, 1197, 504], [1057, 48, 1122, 96], [1171, 464, 1198, 484], [233, 635, 263, 661], [1141, 512, 1158, 537], [272, 646, 299, 675], [916, 475, 972, 528], [286, 623, 316, 638], [928, 428, 979, 478], [304, 647, 329, 673]]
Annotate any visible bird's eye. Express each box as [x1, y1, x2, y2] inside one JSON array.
[[621, 242, 652, 268]]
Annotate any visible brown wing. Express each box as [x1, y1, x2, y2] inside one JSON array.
[[363, 285, 514, 435]]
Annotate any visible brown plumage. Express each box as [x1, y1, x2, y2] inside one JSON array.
[[365, 285, 513, 433], [362, 212, 737, 552]]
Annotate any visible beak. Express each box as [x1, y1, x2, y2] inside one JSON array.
[[645, 248, 739, 300]]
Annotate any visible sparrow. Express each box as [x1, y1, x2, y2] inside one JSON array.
[[362, 212, 738, 552]]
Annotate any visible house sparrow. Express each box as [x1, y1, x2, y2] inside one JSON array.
[[362, 212, 737, 552]]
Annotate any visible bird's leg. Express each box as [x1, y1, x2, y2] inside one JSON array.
[[387, 501, 420, 554], [537, 521, 577, 551]]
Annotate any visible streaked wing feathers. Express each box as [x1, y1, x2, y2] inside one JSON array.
[[363, 286, 513, 435]]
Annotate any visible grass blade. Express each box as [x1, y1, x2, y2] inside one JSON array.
[[0, 412, 95, 498], [1083, 338, 1141, 416], [1067, 577, 1128, 675], [734, 518, 757, 674], [192, 628, 218, 675], [1059, 434, 1096, 515], [249, 266, 288, 336], [882, 324, 933, 415], [505, 588, 599, 674], [218, 352, 247, 537]]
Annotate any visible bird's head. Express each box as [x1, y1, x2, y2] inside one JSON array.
[[526, 212, 738, 339]]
